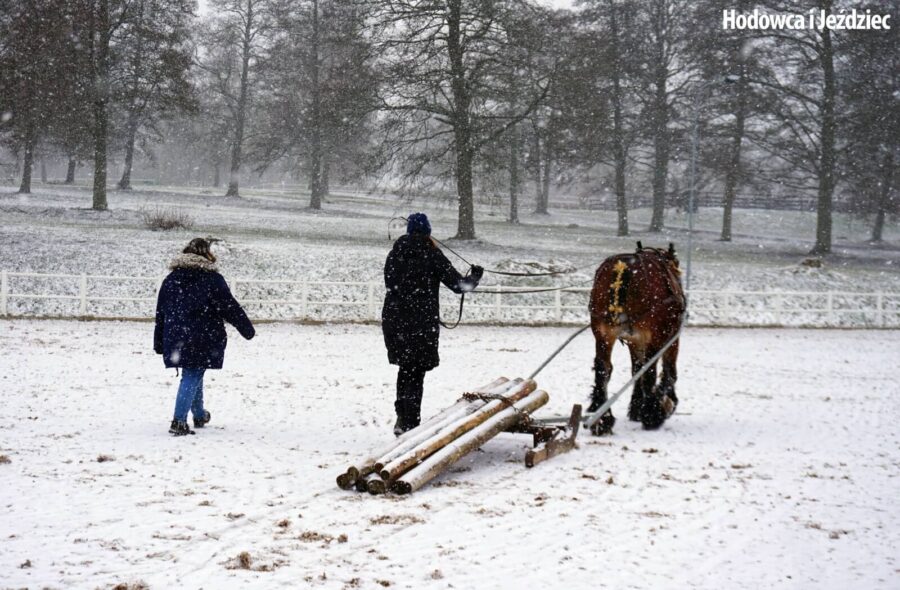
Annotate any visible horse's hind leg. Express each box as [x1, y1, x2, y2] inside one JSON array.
[[589, 329, 616, 436], [627, 345, 646, 422], [655, 338, 679, 416], [639, 350, 668, 430]]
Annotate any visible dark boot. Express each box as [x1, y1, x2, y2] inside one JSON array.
[[393, 398, 420, 436], [169, 419, 195, 436], [394, 365, 426, 435], [194, 410, 211, 429]]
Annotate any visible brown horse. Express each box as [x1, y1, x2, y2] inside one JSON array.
[[587, 242, 686, 435]]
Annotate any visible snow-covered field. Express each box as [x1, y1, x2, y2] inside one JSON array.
[[2, 320, 899, 589], [1, 185, 898, 294]]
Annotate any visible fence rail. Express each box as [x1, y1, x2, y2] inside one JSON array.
[[1, 270, 898, 328]]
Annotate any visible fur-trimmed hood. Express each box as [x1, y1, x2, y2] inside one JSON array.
[[169, 253, 219, 272]]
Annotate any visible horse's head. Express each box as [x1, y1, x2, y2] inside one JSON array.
[[637, 241, 680, 271]]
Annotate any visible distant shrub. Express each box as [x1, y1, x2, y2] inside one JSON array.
[[140, 206, 194, 231]]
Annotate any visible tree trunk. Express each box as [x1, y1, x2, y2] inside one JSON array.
[[447, 0, 476, 239], [648, 10, 669, 233], [538, 143, 552, 214], [721, 67, 747, 242], [226, 0, 254, 198], [119, 0, 145, 192], [871, 151, 893, 242], [509, 125, 520, 224], [118, 122, 137, 190], [18, 126, 35, 194], [308, 0, 325, 210], [608, 0, 629, 236], [213, 161, 221, 187], [811, 1, 835, 255], [90, 0, 111, 211], [65, 156, 76, 184], [531, 128, 543, 213], [40, 157, 47, 184], [649, 75, 669, 232]]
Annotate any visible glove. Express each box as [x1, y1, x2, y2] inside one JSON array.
[[470, 265, 484, 281]]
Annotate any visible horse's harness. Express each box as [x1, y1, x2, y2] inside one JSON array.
[[610, 247, 685, 330]]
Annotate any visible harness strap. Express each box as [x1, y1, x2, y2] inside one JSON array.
[[439, 291, 465, 330]]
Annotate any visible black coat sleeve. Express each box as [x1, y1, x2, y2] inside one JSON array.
[[434, 248, 480, 294], [153, 281, 165, 354], [211, 274, 256, 340]]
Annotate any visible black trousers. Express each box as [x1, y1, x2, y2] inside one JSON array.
[[395, 365, 427, 429]]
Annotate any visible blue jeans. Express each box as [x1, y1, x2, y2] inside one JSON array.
[[173, 368, 206, 422]]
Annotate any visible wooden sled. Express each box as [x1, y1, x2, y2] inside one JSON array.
[[336, 378, 578, 495], [506, 404, 581, 468]]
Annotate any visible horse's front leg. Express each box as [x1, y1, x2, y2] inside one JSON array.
[[589, 329, 616, 436]]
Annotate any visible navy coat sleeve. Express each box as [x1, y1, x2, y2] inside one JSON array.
[[211, 274, 256, 340], [434, 248, 479, 294], [153, 284, 165, 354]]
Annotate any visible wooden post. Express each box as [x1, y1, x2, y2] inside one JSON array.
[[1, 271, 7, 316], [300, 281, 309, 319], [372, 378, 522, 472], [79, 273, 88, 316], [368, 282, 377, 320], [876, 292, 883, 327], [336, 377, 511, 490], [379, 379, 537, 482], [827, 291, 835, 326], [555, 289, 562, 322], [392, 390, 550, 495]]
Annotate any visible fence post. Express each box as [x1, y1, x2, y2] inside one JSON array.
[[1, 270, 7, 316], [79, 273, 88, 316], [826, 291, 834, 326], [368, 282, 376, 320], [300, 281, 308, 320], [876, 292, 884, 328], [555, 289, 562, 322], [495, 285, 503, 321]]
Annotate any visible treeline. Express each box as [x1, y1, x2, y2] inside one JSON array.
[[0, 0, 896, 250]]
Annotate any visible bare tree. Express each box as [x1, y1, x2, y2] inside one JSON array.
[[252, 0, 376, 209], [749, 0, 842, 254], [368, 0, 554, 239], [115, 0, 196, 190], [203, 0, 273, 198]]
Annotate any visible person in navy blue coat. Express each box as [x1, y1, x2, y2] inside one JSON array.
[[382, 213, 482, 435], [154, 238, 255, 435]]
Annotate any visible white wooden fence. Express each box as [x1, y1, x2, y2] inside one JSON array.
[[1, 270, 898, 328]]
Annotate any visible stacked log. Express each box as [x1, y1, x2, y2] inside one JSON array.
[[336, 377, 550, 495], [336, 377, 510, 490]]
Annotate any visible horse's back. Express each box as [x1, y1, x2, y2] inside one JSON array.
[[589, 250, 684, 344]]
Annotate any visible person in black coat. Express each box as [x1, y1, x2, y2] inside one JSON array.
[[382, 213, 483, 435], [154, 238, 255, 436]]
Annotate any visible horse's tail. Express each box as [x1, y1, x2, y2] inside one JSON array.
[[606, 256, 632, 323]]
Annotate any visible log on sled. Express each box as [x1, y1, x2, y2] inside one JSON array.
[[336, 377, 579, 495]]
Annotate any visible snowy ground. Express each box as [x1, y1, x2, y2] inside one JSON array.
[[1, 319, 898, 589]]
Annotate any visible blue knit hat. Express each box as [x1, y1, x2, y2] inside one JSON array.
[[406, 212, 432, 236]]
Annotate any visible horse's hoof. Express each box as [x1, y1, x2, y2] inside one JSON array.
[[627, 404, 641, 422], [661, 395, 676, 418], [590, 412, 616, 436], [641, 403, 667, 430]]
